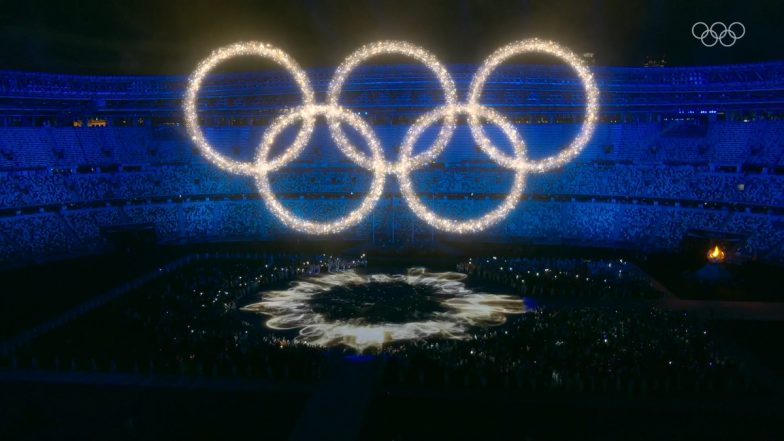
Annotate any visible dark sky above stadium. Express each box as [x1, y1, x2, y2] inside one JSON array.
[[1, 0, 781, 75]]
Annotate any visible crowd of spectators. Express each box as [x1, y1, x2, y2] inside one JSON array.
[[457, 256, 662, 299], [5, 254, 748, 397], [2, 161, 782, 210], [382, 306, 747, 395], [8, 254, 366, 382], [1, 120, 783, 265], [2, 120, 782, 167], [1, 196, 782, 265]]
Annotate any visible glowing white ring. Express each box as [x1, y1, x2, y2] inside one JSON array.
[[728, 22, 746, 39], [255, 104, 385, 234], [398, 104, 527, 233], [184, 41, 316, 176], [692, 22, 715, 47], [720, 22, 745, 47], [467, 39, 599, 172], [327, 41, 458, 171]]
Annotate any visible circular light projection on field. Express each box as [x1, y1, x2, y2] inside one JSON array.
[[242, 268, 525, 351]]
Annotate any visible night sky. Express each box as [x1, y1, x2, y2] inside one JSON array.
[[1, 0, 782, 75]]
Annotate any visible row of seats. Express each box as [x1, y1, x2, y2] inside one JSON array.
[[2, 163, 782, 209], [1, 199, 781, 264], [2, 121, 783, 169]]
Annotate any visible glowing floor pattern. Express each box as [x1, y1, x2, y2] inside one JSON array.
[[242, 267, 525, 350]]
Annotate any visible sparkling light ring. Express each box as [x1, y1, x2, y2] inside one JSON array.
[[397, 104, 527, 234], [184, 41, 317, 176], [327, 41, 459, 171], [255, 104, 386, 234], [467, 39, 599, 173]]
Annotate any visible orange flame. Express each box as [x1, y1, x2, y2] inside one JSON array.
[[707, 245, 725, 263]]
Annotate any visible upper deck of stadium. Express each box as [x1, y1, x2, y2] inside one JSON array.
[[0, 61, 782, 115]]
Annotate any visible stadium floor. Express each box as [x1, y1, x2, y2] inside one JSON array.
[[2, 246, 784, 440]]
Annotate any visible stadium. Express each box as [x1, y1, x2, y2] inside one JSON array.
[[1, 1, 783, 440]]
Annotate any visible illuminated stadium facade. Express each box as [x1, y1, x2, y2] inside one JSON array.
[[1, 61, 783, 264]]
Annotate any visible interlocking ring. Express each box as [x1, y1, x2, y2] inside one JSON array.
[[692, 22, 745, 47], [468, 40, 599, 172], [183, 42, 316, 175], [398, 104, 527, 233], [255, 105, 386, 234], [184, 39, 600, 235], [327, 41, 458, 172]]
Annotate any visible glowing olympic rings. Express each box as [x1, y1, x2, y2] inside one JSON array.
[[184, 39, 599, 235]]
